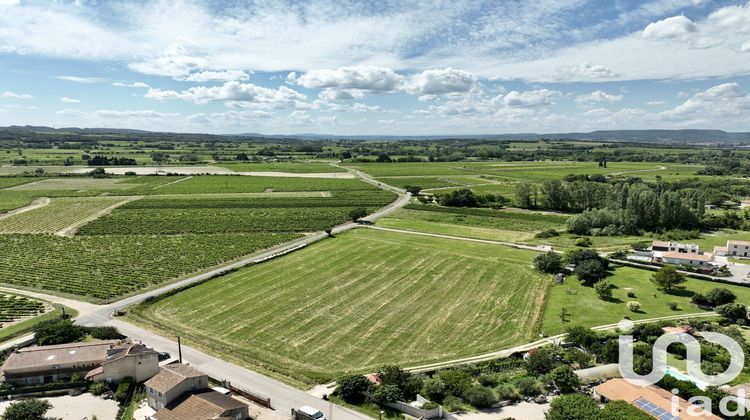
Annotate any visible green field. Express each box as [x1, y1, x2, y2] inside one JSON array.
[[147, 176, 375, 194], [216, 162, 344, 173], [0, 196, 131, 234], [541, 266, 750, 335], [128, 228, 548, 386], [6, 177, 137, 191], [0, 233, 300, 301]]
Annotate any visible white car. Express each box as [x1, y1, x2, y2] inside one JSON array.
[[299, 405, 326, 420]]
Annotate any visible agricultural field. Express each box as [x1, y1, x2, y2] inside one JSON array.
[[0, 196, 133, 234], [0, 293, 45, 324], [146, 175, 375, 194], [128, 228, 548, 386], [0, 178, 36, 189], [6, 177, 137, 191], [216, 162, 345, 173], [541, 266, 750, 335], [0, 233, 300, 301]]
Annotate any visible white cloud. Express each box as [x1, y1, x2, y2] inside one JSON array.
[[642, 15, 696, 39], [646, 100, 666, 106], [503, 89, 560, 107], [1, 91, 32, 99], [112, 81, 149, 88], [741, 40, 750, 52], [552, 63, 617, 81], [318, 89, 365, 101], [179, 70, 251, 83], [377, 119, 396, 125], [660, 82, 750, 122], [60, 97, 80, 103], [144, 81, 306, 105], [295, 66, 404, 91], [575, 90, 623, 104], [405, 68, 477, 95], [55, 76, 107, 83], [56, 109, 178, 119]]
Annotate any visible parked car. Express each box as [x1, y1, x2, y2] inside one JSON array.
[[157, 352, 171, 361], [299, 405, 326, 420]]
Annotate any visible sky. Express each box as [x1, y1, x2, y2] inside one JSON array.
[[1, 0, 750, 135]]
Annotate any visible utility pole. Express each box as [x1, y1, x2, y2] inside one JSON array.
[[177, 336, 183, 363]]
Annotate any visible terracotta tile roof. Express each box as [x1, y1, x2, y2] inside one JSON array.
[[145, 363, 206, 394], [153, 390, 247, 420], [595, 378, 720, 419], [1, 340, 121, 373], [662, 252, 713, 262]]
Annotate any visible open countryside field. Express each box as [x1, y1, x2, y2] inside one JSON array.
[[541, 266, 750, 335], [216, 162, 345, 173], [128, 228, 549, 386], [0, 196, 133, 234]]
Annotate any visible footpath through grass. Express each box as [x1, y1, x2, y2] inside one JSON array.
[[128, 228, 549, 386]]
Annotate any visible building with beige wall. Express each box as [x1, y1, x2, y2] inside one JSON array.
[[145, 363, 209, 411]]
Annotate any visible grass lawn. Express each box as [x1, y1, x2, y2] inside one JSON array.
[[127, 228, 548, 387], [540, 266, 750, 335]]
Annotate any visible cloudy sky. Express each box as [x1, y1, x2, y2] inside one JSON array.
[[1, 0, 750, 135]]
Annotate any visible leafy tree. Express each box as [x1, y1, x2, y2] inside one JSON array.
[[438, 369, 473, 397], [235, 152, 249, 161], [89, 381, 109, 396], [564, 249, 602, 266], [574, 259, 607, 284], [463, 386, 498, 408], [627, 301, 641, 312], [565, 325, 598, 349], [533, 251, 562, 273], [546, 394, 600, 420], [440, 189, 478, 207], [650, 265, 686, 293], [601, 400, 653, 420], [404, 185, 422, 195], [540, 180, 569, 210], [526, 346, 563, 375], [377, 365, 421, 401], [705, 288, 736, 306], [716, 303, 747, 322], [1, 398, 52, 420], [513, 377, 542, 397], [373, 384, 400, 403], [549, 365, 579, 393], [33, 318, 85, 345], [150, 151, 170, 163], [335, 374, 371, 404], [515, 181, 537, 209], [348, 208, 368, 221], [593, 280, 612, 300], [88, 326, 124, 340]]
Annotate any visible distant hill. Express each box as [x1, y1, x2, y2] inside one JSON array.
[[3, 125, 750, 144]]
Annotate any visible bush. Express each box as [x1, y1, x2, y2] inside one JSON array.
[[549, 365, 579, 393], [2, 398, 52, 420], [115, 380, 132, 403], [33, 318, 86, 345], [442, 395, 464, 413], [464, 386, 498, 408], [574, 237, 592, 247], [421, 377, 446, 402], [373, 384, 401, 404], [573, 259, 607, 284], [376, 365, 422, 401], [88, 326, 125, 340], [668, 302, 679, 310], [546, 394, 600, 420], [534, 229, 559, 239], [533, 251, 563, 274], [627, 291, 636, 298], [513, 377, 542, 397], [89, 381, 109, 396], [593, 280, 612, 300], [494, 382, 520, 401], [627, 301, 641, 312], [421, 401, 439, 410], [705, 288, 737, 306], [438, 369, 473, 397], [335, 374, 371, 404], [717, 303, 747, 322], [477, 374, 499, 388]]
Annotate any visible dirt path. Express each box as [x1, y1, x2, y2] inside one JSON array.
[[365, 225, 551, 252], [608, 165, 667, 176], [151, 175, 192, 189], [55, 195, 142, 237], [0, 197, 50, 219]]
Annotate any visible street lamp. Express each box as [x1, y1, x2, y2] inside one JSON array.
[[379, 410, 384, 420]]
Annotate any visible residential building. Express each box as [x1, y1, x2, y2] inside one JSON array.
[[1, 340, 157, 387], [85, 342, 159, 384], [660, 252, 713, 268], [145, 363, 209, 411], [651, 240, 701, 254], [726, 240, 750, 258], [152, 389, 249, 420], [594, 378, 721, 419]]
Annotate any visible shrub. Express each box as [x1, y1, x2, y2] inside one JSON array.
[[717, 303, 747, 322], [464, 386, 498, 408], [348, 208, 368, 221], [88, 326, 125, 340], [549, 365, 579, 393], [442, 395, 464, 413], [513, 377, 542, 397], [705, 288, 737, 306], [574, 237, 592, 247], [668, 302, 679, 310], [574, 259, 607, 284], [115, 381, 132, 403], [593, 280, 612, 300], [627, 291, 636, 298], [2, 398, 52, 420], [546, 394, 600, 420], [627, 301, 641, 312], [89, 381, 109, 396], [33, 318, 86, 345], [495, 382, 520, 401], [335, 374, 371, 404], [438, 369, 473, 397], [533, 251, 563, 274], [421, 401, 439, 410], [477, 374, 499, 388], [421, 377, 446, 402], [534, 229, 559, 239], [377, 365, 422, 401], [651, 265, 686, 293]]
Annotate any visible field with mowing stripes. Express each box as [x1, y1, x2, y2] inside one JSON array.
[[128, 228, 548, 386], [0, 196, 132, 234]]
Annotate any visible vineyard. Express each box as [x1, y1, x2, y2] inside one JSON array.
[[0, 196, 133, 234], [0, 233, 300, 300], [147, 176, 378, 194], [0, 293, 46, 325], [77, 191, 395, 235], [0, 178, 36, 189], [7, 177, 138, 191]]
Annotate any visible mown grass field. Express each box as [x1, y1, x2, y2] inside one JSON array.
[[128, 228, 549, 386], [541, 266, 750, 335], [216, 162, 344, 173]]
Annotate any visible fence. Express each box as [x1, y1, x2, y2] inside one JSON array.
[[222, 381, 272, 408], [362, 392, 457, 420]]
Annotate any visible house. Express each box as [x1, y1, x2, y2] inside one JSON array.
[[145, 362, 248, 420], [726, 240, 750, 258], [1, 340, 158, 387], [152, 389, 249, 420], [145, 363, 208, 411], [650, 240, 701, 254], [594, 378, 721, 419], [85, 342, 159, 384], [660, 252, 713, 268]]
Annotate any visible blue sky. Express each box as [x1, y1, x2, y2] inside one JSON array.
[[1, 0, 749, 135]]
